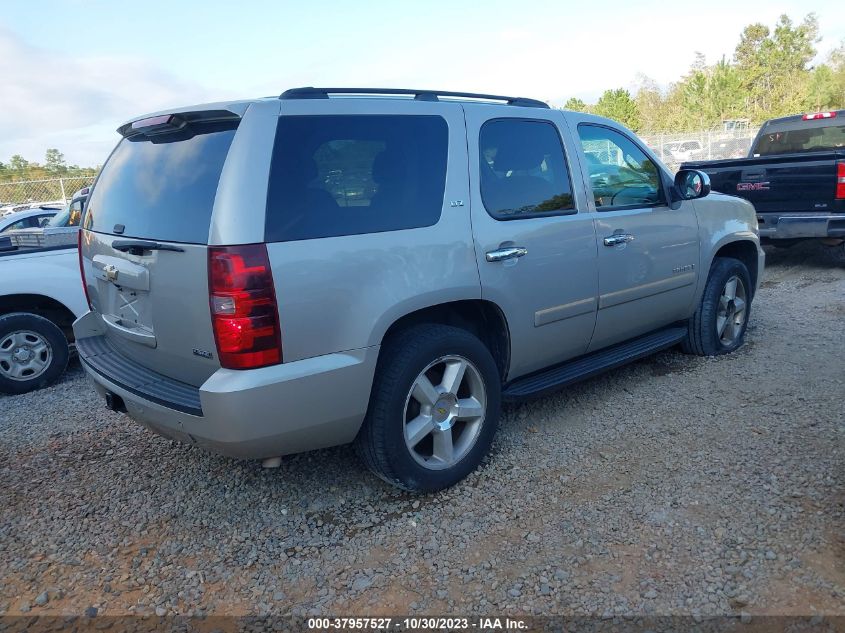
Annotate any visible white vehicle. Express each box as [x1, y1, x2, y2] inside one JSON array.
[[0, 243, 88, 394], [662, 139, 705, 162], [5, 188, 88, 250]]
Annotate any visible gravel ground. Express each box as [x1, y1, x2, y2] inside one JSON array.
[[1, 242, 843, 620]]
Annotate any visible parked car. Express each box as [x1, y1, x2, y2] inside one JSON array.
[[73, 87, 764, 491], [6, 188, 89, 250], [662, 139, 706, 163], [0, 207, 60, 252], [683, 110, 845, 260], [0, 241, 88, 394]]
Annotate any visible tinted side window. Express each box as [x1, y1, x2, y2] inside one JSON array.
[[265, 115, 448, 242], [479, 119, 574, 219], [578, 124, 664, 210]]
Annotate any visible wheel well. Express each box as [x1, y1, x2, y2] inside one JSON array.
[[714, 241, 759, 294], [382, 300, 511, 380], [0, 294, 76, 342]]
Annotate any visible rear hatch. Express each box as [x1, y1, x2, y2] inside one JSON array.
[[81, 111, 240, 387]]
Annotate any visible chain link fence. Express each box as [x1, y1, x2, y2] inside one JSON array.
[[639, 127, 761, 172], [0, 176, 96, 207]]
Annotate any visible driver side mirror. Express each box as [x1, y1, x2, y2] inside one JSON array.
[[674, 169, 711, 201]]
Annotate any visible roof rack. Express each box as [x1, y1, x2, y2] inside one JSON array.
[[279, 87, 549, 109]]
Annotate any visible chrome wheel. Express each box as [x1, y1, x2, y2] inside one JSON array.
[[403, 355, 487, 471], [0, 330, 53, 382], [716, 275, 747, 346]]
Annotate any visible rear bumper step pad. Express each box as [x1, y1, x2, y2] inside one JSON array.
[[76, 335, 203, 416]]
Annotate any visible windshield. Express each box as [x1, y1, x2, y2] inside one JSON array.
[[47, 207, 70, 227], [752, 123, 845, 156]]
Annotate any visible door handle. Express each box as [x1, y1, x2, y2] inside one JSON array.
[[603, 234, 635, 247], [485, 246, 528, 262]]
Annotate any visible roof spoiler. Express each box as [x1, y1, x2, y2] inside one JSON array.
[[117, 109, 241, 139]]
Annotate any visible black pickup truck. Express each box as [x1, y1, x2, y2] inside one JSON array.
[[683, 110, 845, 260]]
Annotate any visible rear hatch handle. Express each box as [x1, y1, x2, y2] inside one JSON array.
[[112, 239, 185, 254]]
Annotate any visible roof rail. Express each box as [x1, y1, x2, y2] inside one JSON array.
[[279, 87, 549, 109]]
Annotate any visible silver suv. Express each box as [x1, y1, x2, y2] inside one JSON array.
[[74, 87, 765, 491]]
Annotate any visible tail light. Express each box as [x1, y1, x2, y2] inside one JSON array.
[[837, 161, 845, 200], [208, 244, 282, 369], [77, 230, 92, 309]]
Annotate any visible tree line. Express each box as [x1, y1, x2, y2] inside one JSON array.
[[562, 14, 845, 132], [0, 149, 98, 183]]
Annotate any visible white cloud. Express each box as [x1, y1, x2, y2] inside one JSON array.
[[0, 27, 215, 166]]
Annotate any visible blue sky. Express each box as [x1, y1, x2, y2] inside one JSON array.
[[1, 0, 843, 166]]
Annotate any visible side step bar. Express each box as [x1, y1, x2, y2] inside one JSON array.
[[503, 326, 688, 401]]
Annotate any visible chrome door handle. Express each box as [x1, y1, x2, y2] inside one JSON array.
[[603, 233, 635, 246], [485, 246, 528, 262]]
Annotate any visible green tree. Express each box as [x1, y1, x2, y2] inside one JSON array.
[[634, 75, 675, 132], [563, 97, 588, 112], [825, 40, 845, 108], [593, 88, 641, 130], [45, 148, 66, 174], [9, 155, 29, 172], [734, 13, 820, 120], [806, 65, 839, 110]]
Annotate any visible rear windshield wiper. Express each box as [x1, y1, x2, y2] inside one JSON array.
[[111, 239, 185, 254]]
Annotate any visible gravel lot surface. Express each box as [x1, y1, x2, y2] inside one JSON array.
[[1, 242, 843, 620]]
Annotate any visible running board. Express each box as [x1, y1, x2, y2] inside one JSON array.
[[503, 326, 687, 401]]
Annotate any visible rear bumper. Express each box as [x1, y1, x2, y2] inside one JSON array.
[[73, 313, 379, 459], [757, 213, 845, 239]]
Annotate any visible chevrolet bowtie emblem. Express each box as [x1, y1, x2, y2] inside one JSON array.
[[104, 265, 119, 282]]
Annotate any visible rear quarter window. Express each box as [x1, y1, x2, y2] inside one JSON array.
[[84, 121, 237, 244], [265, 115, 448, 242]]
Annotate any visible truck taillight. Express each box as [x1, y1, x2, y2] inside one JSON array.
[[208, 244, 282, 369], [77, 230, 92, 309], [837, 162, 845, 200]]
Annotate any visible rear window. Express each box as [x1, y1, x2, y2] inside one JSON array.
[[265, 115, 448, 242], [84, 121, 237, 244], [752, 122, 845, 156]]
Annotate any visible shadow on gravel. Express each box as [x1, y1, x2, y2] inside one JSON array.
[[762, 240, 844, 270]]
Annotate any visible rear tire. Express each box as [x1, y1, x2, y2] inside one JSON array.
[[355, 324, 501, 492], [681, 257, 752, 356], [0, 312, 70, 395]]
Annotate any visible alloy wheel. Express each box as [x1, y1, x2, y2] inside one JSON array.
[[403, 355, 487, 470], [716, 275, 747, 346]]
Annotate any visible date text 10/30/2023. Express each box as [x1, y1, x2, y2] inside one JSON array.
[[306, 617, 529, 630]]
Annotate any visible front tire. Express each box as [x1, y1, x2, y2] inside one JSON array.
[[0, 312, 70, 395], [355, 324, 501, 492], [682, 257, 752, 356]]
